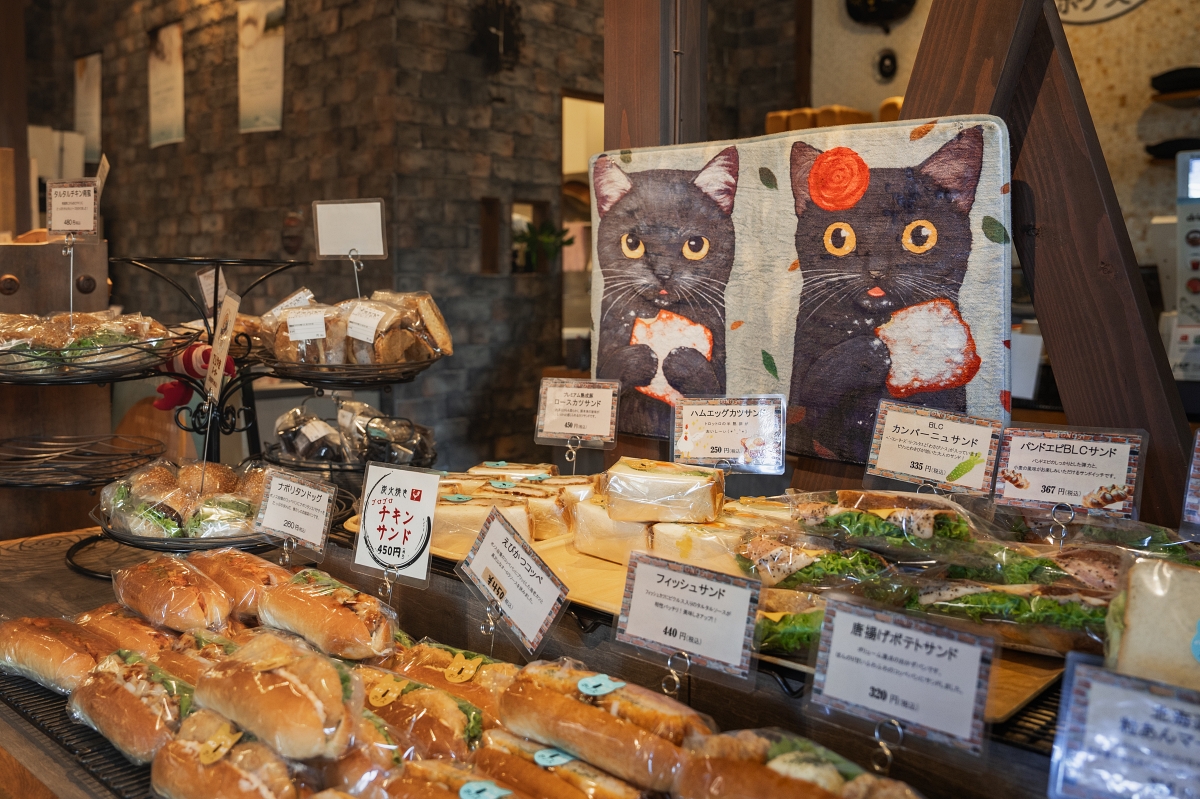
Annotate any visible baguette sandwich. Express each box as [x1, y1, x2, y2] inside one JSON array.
[[324, 709, 408, 799], [69, 650, 194, 764], [113, 555, 233, 632], [74, 602, 177, 656], [736, 535, 889, 590], [357, 665, 484, 760], [188, 548, 292, 621], [402, 760, 534, 799], [194, 631, 360, 760], [791, 490, 974, 552], [151, 629, 241, 684], [150, 708, 297, 799], [259, 568, 395, 659], [482, 729, 646, 799], [0, 616, 117, 693], [378, 639, 517, 728]]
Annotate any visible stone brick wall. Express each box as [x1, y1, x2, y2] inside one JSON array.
[[707, 0, 795, 141], [30, 0, 603, 468]]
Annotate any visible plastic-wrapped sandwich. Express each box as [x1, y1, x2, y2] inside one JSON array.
[[481, 729, 646, 799], [355, 665, 483, 760], [113, 556, 233, 632], [259, 569, 396, 659], [150, 709, 297, 799], [338, 298, 425, 365], [467, 461, 558, 480], [473, 480, 570, 540], [574, 495, 649, 566], [649, 522, 744, 575], [370, 290, 454, 356], [432, 495, 532, 552], [1110, 558, 1200, 691], [603, 458, 723, 523], [0, 617, 117, 694], [273, 304, 348, 364], [377, 637, 518, 729]]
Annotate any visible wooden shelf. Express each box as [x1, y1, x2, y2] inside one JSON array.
[[1152, 89, 1200, 109]]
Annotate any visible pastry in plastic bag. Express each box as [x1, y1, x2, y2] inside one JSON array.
[[152, 629, 242, 684], [402, 759, 533, 799], [259, 568, 396, 659], [69, 650, 194, 764], [474, 744, 590, 799], [340, 298, 422, 364], [150, 708, 297, 799], [178, 461, 238, 497], [261, 287, 316, 336], [1111, 558, 1200, 691], [323, 709, 410, 799], [603, 458, 724, 523], [573, 494, 649, 566], [185, 494, 257, 538], [273, 304, 347, 364], [482, 729, 645, 799], [276, 407, 349, 461], [188, 549, 292, 621], [0, 616, 117, 694], [433, 496, 532, 552], [74, 603, 177, 656], [194, 631, 361, 760], [378, 639, 517, 729], [356, 665, 483, 760], [103, 462, 197, 539], [370, 290, 454, 356], [113, 555, 234, 632]]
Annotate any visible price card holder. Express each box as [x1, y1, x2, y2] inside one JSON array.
[[864, 399, 1002, 496], [204, 290, 240, 401], [670, 395, 786, 475], [196, 266, 232, 316], [352, 462, 442, 594], [807, 596, 994, 767], [312, 198, 387, 299], [455, 508, 570, 659], [1050, 653, 1200, 799], [46, 179, 100, 238], [534, 378, 620, 450], [254, 468, 336, 564], [995, 424, 1148, 520], [1180, 430, 1200, 541], [614, 551, 760, 689]]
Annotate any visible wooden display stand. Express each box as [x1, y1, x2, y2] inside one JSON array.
[[603, 0, 1189, 526]]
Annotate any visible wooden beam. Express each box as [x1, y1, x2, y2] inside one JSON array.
[[902, 0, 1190, 525], [0, 0, 31, 234], [794, 0, 812, 108]]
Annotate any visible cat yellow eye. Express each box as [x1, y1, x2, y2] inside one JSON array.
[[682, 236, 710, 261], [823, 222, 856, 257], [902, 220, 938, 254], [621, 233, 645, 259]]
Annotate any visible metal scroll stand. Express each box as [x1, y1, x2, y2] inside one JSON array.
[[661, 651, 692, 705], [349, 249, 365, 299], [62, 234, 76, 329], [377, 567, 402, 606], [871, 719, 904, 776], [479, 600, 502, 658], [1048, 503, 1075, 550], [564, 435, 582, 476]]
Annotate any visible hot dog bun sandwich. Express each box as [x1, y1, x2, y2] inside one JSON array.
[[113, 555, 233, 632], [259, 569, 395, 659], [188, 549, 292, 621], [74, 603, 177, 656], [151, 709, 297, 799], [0, 617, 116, 693]]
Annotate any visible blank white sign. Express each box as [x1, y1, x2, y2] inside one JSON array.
[[313, 199, 387, 259]]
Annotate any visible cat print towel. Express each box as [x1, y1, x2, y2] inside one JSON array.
[[589, 115, 1011, 464]]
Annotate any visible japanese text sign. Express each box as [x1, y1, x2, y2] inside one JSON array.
[[352, 463, 440, 585], [1051, 657, 1200, 799], [672, 395, 786, 475], [867, 400, 1002, 494], [255, 468, 335, 554], [458, 508, 569, 656], [204, 290, 240, 400], [812, 598, 993, 755], [995, 427, 1144, 518], [196, 266, 230, 314], [535, 378, 619, 447], [1180, 430, 1200, 532], [46, 179, 99, 236], [617, 551, 760, 679]]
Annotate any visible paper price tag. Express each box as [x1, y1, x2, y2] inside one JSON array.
[[347, 303, 388, 342], [286, 307, 327, 340], [204, 291, 241, 400], [535, 378, 619, 446], [267, 287, 315, 318], [458, 508, 569, 656], [672, 395, 786, 475], [995, 427, 1145, 518], [812, 598, 992, 755], [1050, 657, 1200, 799], [46, 179, 99, 236], [352, 463, 441, 585], [196, 267, 230, 314], [255, 469, 335, 553], [866, 400, 1002, 494], [616, 551, 759, 679]]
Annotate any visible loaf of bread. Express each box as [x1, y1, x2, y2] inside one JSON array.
[[1115, 559, 1200, 691]]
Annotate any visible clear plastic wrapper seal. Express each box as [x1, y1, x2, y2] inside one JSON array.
[[602, 458, 724, 523], [150, 708, 298, 799], [187, 549, 292, 621], [356, 664, 484, 759], [647, 523, 745, 575], [258, 568, 396, 659], [683, 727, 924, 799], [194, 630, 363, 760], [276, 407, 351, 462], [481, 728, 648, 799], [113, 555, 234, 632], [68, 650, 194, 765], [1106, 557, 1200, 691], [73, 602, 178, 656], [272, 303, 348, 364], [370, 290, 455, 356], [0, 616, 117, 694], [323, 708, 410, 799], [376, 636, 518, 729]]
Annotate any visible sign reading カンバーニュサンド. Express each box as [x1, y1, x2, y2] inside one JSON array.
[[866, 399, 1001, 494]]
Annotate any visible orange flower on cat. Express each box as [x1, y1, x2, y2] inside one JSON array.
[[808, 147, 870, 211]]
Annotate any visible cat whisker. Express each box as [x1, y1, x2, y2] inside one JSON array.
[[800, 281, 868, 326]]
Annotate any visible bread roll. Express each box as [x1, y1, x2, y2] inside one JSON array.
[[499, 681, 685, 792], [188, 549, 292, 621], [151, 709, 297, 799], [178, 462, 238, 497], [476, 747, 588, 799], [574, 495, 648, 566], [194, 631, 358, 760], [68, 652, 191, 764], [74, 602, 177, 656], [259, 569, 394, 659], [379, 642, 516, 729], [603, 459, 723, 523], [516, 660, 711, 746], [385, 777, 458, 799], [113, 556, 233, 632], [0, 617, 117, 694], [673, 755, 840, 799], [356, 666, 480, 760], [482, 729, 644, 799]]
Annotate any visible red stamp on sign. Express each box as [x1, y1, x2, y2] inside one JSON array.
[[411, 489, 422, 502]]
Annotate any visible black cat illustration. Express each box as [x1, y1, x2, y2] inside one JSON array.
[[788, 126, 985, 463], [592, 147, 739, 437]]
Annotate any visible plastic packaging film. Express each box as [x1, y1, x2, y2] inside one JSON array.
[[573, 495, 649, 566], [370, 290, 455, 357], [276, 407, 350, 462], [187, 548, 293, 622], [377, 638, 519, 729], [150, 628, 242, 685], [0, 616, 117, 694], [1108, 558, 1200, 691], [602, 458, 724, 524], [258, 568, 396, 660], [356, 664, 483, 760], [193, 631, 363, 760], [402, 758, 536, 799], [112, 555, 233, 632], [272, 304, 347, 365], [481, 729, 647, 799], [73, 602, 178, 657], [68, 650, 193, 765], [322, 709, 411, 799], [433, 495, 531, 552], [337, 298, 408, 365]]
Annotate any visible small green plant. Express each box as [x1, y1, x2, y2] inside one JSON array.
[[512, 220, 574, 272]]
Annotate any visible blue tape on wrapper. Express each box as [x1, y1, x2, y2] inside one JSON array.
[[577, 674, 626, 696], [534, 748, 576, 767], [459, 782, 512, 799]]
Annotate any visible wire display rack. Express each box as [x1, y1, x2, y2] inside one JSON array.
[[258, 356, 441, 390], [0, 673, 151, 799], [0, 329, 200, 385], [0, 435, 165, 490], [89, 506, 274, 553]]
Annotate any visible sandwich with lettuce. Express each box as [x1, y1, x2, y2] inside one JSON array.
[[736, 533, 889, 590], [753, 589, 826, 656]]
